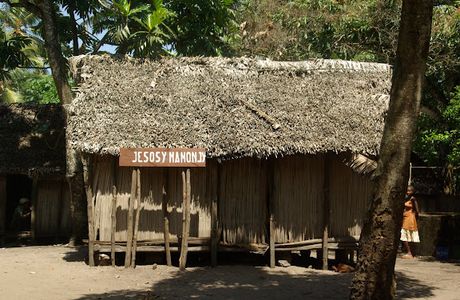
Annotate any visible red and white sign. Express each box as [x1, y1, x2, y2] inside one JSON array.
[[119, 148, 206, 167]]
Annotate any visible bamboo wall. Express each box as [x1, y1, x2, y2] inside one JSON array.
[[90, 154, 372, 246], [35, 179, 71, 237], [273, 155, 325, 243], [329, 157, 373, 238], [219, 158, 268, 245], [91, 157, 211, 241]]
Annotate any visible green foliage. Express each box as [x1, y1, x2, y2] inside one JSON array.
[[415, 87, 460, 166], [167, 0, 238, 56], [236, 0, 400, 61], [8, 70, 60, 104], [0, 30, 34, 80]]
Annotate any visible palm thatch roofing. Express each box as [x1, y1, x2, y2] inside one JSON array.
[[0, 104, 66, 176], [68, 55, 392, 159]]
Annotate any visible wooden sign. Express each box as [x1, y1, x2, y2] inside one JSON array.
[[119, 148, 206, 167]]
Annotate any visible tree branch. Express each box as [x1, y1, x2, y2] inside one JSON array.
[[420, 105, 441, 121]]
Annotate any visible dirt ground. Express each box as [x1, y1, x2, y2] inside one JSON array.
[[0, 246, 459, 300]]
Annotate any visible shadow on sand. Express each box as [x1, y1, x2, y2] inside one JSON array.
[[65, 257, 437, 300]]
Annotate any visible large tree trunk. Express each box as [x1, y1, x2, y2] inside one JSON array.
[[350, 1, 433, 299], [36, 0, 73, 105]]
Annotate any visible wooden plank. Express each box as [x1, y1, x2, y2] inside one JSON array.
[[210, 160, 219, 267], [322, 153, 331, 270], [179, 169, 191, 270], [119, 148, 206, 167], [57, 179, 65, 236], [124, 168, 137, 268], [131, 169, 142, 268], [162, 169, 172, 266], [111, 185, 117, 267], [82, 155, 95, 267], [94, 244, 210, 253], [30, 177, 38, 240]]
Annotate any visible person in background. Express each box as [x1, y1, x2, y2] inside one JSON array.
[[10, 198, 31, 232], [401, 185, 420, 258]]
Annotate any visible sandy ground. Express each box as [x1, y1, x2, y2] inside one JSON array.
[[0, 246, 459, 300]]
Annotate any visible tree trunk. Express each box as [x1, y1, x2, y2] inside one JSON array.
[[350, 1, 433, 300], [36, 0, 73, 105]]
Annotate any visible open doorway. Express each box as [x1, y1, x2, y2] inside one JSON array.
[[6, 175, 33, 234]]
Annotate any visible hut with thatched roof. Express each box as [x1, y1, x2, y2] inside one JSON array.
[[68, 55, 391, 268], [0, 104, 70, 242]]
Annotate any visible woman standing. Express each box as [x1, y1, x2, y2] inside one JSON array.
[[401, 185, 420, 258]]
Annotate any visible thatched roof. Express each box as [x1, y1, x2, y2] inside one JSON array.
[[68, 55, 392, 158], [0, 104, 66, 176]]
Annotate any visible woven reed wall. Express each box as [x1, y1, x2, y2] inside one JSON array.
[[219, 158, 268, 245], [273, 154, 325, 243], [35, 179, 71, 237], [90, 154, 372, 245], [92, 156, 211, 242], [329, 156, 373, 237]]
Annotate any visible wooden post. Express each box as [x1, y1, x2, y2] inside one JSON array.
[[322, 153, 331, 270], [269, 215, 275, 268], [131, 169, 142, 268], [179, 169, 191, 270], [210, 160, 219, 267], [111, 185, 117, 267], [162, 169, 172, 266], [124, 168, 137, 268], [268, 159, 276, 268], [30, 177, 38, 241], [82, 155, 95, 267]]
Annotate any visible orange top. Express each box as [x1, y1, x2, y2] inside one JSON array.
[[402, 198, 417, 231]]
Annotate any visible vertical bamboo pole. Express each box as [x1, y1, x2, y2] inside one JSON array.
[[268, 159, 276, 268], [111, 185, 117, 267], [82, 155, 95, 267], [322, 153, 331, 270], [30, 176, 38, 241], [179, 169, 191, 270], [131, 169, 142, 268], [162, 169, 172, 266], [124, 168, 137, 268], [210, 160, 219, 267]]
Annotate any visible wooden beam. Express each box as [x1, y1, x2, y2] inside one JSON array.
[[322, 153, 331, 270], [124, 168, 137, 268], [131, 169, 142, 268], [210, 160, 219, 267], [162, 169, 172, 266], [179, 169, 191, 270], [111, 185, 117, 267], [82, 155, 95, 267], [30, 176, 38, 241]]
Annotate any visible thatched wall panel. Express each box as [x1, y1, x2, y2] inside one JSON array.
[[35, 179, 70, 237], [219, 158, 268, 245], [329, 156, 373, 238], [273, 155, 325, 243]]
